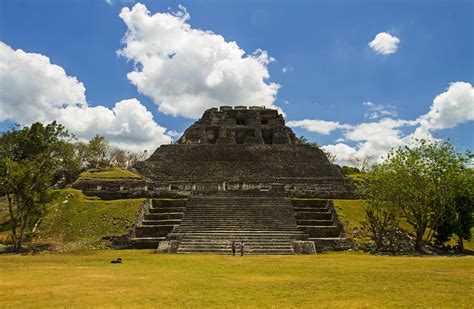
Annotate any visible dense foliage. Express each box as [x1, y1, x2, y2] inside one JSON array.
[[0, 122, 69, 251], [0, 122, 148, 251], [359, 139, 473, 252]]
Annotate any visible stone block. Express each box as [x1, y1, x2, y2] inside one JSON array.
[[292, 241, 316, 254]]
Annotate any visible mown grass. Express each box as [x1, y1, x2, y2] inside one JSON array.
[[78, 167, 142, 180], [0, 250, 472, 308]]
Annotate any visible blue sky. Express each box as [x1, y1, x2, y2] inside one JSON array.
[[0, 0, 472, 163]]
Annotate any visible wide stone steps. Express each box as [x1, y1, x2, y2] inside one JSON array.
[[178, 232, 296, 255], [177, 248, 295, 255], [175, 194, 304, 254], [292, 199, 346, 243]]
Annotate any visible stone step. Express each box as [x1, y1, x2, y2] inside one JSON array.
[[178, 226, 300, 233], [178, 244, 293, 249], [177, 248, 294, 255], [179, 240, 293, 245], [134, 225, 176, 238], [178, 224, 298, 228], [292, 200, 328, 207], [178, 225, 299, 229], [177, 230, 302, 236], [152, 200, 187, 207], [296, 220, 334, 226], [293, 206, 328, 211], [142, 219, 182, 225], [186, 203, 290, 206], [180, 221, 295, 224], [308, 237, 352, 251], [128, 237, 165, 249], [149, 207, 185, 213], [298, 226, 342, 238], [295, 212, 332, 220], [144, 213, 184, 220]]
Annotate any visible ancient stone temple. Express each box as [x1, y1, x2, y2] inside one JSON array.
[[133, 106, 352, 197], [75, 106, 353, 254]]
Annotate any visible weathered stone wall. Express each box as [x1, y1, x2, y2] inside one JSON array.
[[134, 144, 354, 198], [177, 106, 299, 145]]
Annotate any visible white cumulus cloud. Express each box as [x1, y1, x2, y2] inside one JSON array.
[[118, 3, 280, 119], [52, 99, 172, 152], [321, 143, 357, 166], [0, 42, 86, 124], [369, 32, 400, 55], [0, 42, 172, 152], [416, 81, 474, 133], [287, 119, 352, 135], [292, 82, 472, 167]]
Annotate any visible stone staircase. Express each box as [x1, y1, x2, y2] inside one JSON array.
[[174, 191, 307, 254], [292, 199, 351, 251], [129, 199, 186, 248]]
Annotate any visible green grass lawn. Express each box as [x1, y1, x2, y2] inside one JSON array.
[[0, 250, 472, 308]]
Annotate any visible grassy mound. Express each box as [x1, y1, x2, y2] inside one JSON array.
[[78, 167, 142, 180], [0, 189, 144, 251], [0, 251, 472, 307]]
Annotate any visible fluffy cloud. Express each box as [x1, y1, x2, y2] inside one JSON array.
[[368, 32, 400, 55], [0, 42, 172, 152], [291, 82, 472, 166], [52, 99, 172, 152], [321, 143, 356, 166], [118, 3, 280, 119], [416, 82, 474, 132], [0, 42, 86, 124], [362, 101, 398, 120], [287, 119, 352, 135]]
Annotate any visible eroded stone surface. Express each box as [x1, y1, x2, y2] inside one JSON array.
[[177, 106, 299, 145]]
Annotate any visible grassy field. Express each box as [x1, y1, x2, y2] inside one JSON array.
[[0, 250, 472, 308]]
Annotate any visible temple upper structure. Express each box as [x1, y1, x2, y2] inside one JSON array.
[[177, 106, 300, 145]]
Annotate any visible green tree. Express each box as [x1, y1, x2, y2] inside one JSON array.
[[85, 135, 110, 169], [361, 139, 472, 251], [341, 166, 361, 175], [358, 164, 400, 251], [0, 122, 69, 251], [434, 169, 474, 251]]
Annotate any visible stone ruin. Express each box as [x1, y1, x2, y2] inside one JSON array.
[[74, 106, 354, 254]]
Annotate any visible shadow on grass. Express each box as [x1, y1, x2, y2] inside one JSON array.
[[0, 243, 55, 255]]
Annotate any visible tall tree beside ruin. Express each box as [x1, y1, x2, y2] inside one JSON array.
[[362, 139, 472, 251], [0, 122, 69, 251]]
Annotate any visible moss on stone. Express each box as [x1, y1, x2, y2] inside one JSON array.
[[78, 168, 142, 180]]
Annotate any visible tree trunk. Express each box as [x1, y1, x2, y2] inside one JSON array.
[[7, 196, 20, 252], [16, 214, 30, 252], [415, 232, 424, 251]]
